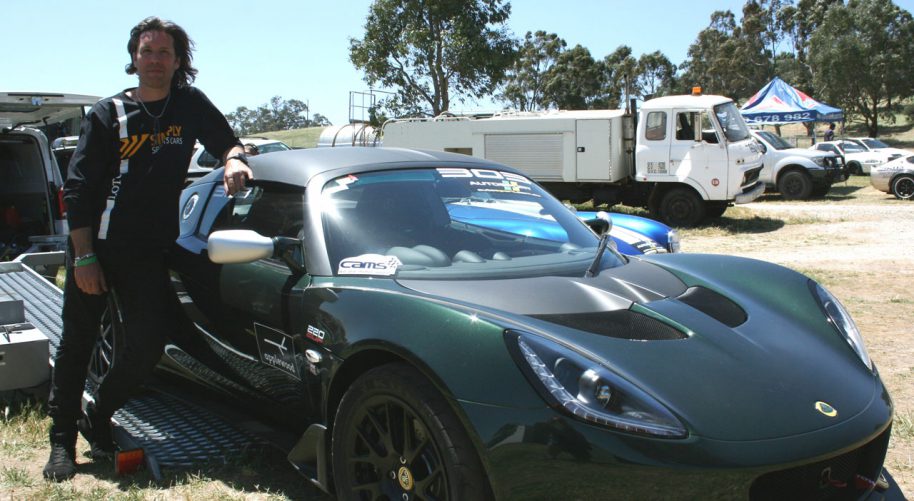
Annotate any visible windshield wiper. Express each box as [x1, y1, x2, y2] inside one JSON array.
[[583, 215, 612, 278]]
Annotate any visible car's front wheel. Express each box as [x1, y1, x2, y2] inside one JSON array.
[[778, 170, 813, 200], [891, 175, 914, 200], [331, 363, 491, 501]]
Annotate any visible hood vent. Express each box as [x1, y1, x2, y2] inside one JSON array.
[[677, 286, 747, 327], [530, 309, 686, 341]]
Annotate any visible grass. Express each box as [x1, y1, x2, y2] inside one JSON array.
[[257, 127, 324, 149], [896, 412, 914, 440]]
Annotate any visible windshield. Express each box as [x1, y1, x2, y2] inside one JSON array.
[[862, 138, 889, 149], [320, 168, 624, 279], [258, 142, 291, 154], [713, 102, 750, 142], [839, 141, 865, 153], [755, 131, 792, 150]]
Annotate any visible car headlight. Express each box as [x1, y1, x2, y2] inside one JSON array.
[[809, 281, 872, 370], [506, 330, 687, 438], [666, 229, 681, 253], [812, 156, 827, 167]]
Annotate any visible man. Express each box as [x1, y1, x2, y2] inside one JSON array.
[[824, 122, 836, 141], [43, 17, 252, 481]]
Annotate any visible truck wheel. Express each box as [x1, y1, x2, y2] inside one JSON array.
[[332, 363, 492, 501], [705, 202, 728, 218], [777, 170, 813, 200], [88, 290, 125, 386], [659, 188, 706, 227], [891, 175, 914, 200]]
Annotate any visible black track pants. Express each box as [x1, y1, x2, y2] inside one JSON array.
[[47, 243, 174, 435]]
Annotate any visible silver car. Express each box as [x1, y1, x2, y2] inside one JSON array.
[[870, 154, 914, 200]]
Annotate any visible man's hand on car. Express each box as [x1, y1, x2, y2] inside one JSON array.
[[223, 147, 253, 195]]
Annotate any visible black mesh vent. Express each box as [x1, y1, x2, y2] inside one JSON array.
[[677, 286, 747, 327], [530, 309, 686, 341], [749, 427, 891, 501]]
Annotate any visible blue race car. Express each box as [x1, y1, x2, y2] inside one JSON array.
[[445, 197, 679, 255]]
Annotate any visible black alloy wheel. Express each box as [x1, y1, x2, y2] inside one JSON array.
[[848, 162, 863, 176], [892, 175, 914, 200], [659, 187, 706, 227], [87, 290, 125, 385], [332, 363, 491, 501], [778, 170, 813, 200]]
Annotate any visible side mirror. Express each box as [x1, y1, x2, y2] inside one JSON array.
[[583, 211, 613, 236], [208, 230, 273, 263], [208, 230, 305, 274]]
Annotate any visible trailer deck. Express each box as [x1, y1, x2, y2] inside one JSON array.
[[0, 256, 263, 481]]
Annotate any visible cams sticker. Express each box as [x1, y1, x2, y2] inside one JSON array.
[[254, 323, 300, 380], [338, 254, 402, 276]]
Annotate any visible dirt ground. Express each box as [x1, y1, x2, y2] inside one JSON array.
[[682, 180, 914, 496]]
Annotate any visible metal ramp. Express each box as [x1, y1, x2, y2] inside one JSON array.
[[1, 257, 262, 480]]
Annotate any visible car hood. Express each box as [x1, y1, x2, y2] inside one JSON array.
[[0, 92, 100, 128], [397, 254, 883, 441]]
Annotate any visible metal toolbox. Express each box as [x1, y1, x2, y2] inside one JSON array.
[[0, 294, 50, 391]]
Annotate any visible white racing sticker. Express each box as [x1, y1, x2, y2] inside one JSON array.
[[306, 325, 326, 344], [338, 254, 403, 276], [437, 167, 532, 184]]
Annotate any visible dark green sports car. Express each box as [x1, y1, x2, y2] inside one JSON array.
[[123, 148, 892, 499]]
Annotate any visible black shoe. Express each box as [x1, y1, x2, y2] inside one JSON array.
[[43, 442, 76, 481], [77, 412, 115, 461]]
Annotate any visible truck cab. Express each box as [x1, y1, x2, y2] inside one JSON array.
[[635, 94, 764, 225]]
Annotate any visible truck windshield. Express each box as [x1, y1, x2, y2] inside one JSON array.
[[713, 102, 750, 143], [756, 131, 793, 150]]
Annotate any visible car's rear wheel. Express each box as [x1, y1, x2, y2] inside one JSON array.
[[87, 290, 125, 385], [331, 363, 491, 501], [891, 175, 914, 200], [778, 170, 813, 200], [848, 161, 863, 175]]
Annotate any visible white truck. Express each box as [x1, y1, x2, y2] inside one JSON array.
[[382, 93, 765, 226]]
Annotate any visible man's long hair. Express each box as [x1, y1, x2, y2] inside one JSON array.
[[125, 16, 197, 87]]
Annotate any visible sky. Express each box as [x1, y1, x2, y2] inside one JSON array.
[[4, 0, 914, 126]]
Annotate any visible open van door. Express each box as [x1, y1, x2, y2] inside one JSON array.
[[0, 92, 100, 258]]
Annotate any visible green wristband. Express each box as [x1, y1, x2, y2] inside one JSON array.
[[74, 255, 98, 267]]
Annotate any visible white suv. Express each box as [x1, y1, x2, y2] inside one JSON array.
[[0, 92, 99, 257]]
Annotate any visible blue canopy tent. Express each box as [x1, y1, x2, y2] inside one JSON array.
[[740, 77, 843, 124]]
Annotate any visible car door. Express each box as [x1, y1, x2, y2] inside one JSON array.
[[171, 181, 321, 429]]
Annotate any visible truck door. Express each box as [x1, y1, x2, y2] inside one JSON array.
[[667, 110, 728, 200]]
